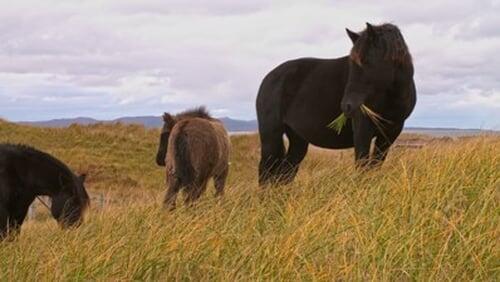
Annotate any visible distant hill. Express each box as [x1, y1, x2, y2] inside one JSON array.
[[403, 127, 498, 137], [20, 116, 258, 132], [23, 117, 101, 127], [18, 117, 498, 136]]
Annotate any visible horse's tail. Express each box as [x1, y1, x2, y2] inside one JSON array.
[[174, 125, 194, 186]]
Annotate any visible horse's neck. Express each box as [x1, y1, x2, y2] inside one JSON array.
[[20, 163, 66, 197]]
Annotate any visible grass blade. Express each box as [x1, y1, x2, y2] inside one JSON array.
[[326, 105, 393, 139], [360, 104, 392, 140], [360, 104, 392, 125], [327, 113, 348, 134]]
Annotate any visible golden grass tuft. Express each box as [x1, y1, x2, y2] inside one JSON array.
[[0, 122, 499, 280]]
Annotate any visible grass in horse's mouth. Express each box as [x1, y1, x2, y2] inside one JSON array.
[[327, 113, 348, 134], [327, 104, 392, 134]]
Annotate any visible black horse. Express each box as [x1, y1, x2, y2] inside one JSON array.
[[256, 23, 416, 185], [0, 143, 90, 239]]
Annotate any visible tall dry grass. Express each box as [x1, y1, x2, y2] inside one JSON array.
[[0, 120, 498, 280]]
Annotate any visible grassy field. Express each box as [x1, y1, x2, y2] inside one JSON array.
[[0, 119, 498, 281]]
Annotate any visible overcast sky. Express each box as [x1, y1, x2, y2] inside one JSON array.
[[1, 0, 499, 129]]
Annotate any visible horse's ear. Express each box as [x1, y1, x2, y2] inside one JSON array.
[[163, 112, 174, 123], [346, 28, 360, 44], [366, 22, 376, 38]]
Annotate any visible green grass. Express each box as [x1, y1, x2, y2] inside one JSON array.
[[327, 113, 348, 134], [0, 120, 499, 280], [326, 104, 392, 135]]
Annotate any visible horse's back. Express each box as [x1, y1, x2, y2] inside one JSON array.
[[167, 118, 229, 181], [0, 144, 18, 163], [209, 120, 230, 173], [257, 58, 334, 111], [0, 145, 27, 203], [0, 145, 20, 182], [256, 56, 355, 148]]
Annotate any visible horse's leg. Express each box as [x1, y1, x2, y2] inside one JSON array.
[[7, 196, 32, 238], [257, 85, 286, 187], [352, 115, 376, 168], [372, 123, 404, 166], [185, 177, 208, 206], [0, 206, 8, 241], [280, 126, 308, 184], [214, 167, 229, 197], [258, 125, 285, 187], [0, 176, 12, 240], [163, 176, 181, 211]]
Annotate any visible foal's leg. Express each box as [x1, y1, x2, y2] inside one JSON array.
[[163, 176, 181, 211], [214, 167, 229, 197], [184, 178, 208, 206]]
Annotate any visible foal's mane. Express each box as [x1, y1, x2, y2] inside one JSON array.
[[350, 23, 412, 67], [176, 106, 214, 120]]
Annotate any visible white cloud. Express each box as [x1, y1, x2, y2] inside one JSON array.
[[0, 0, 499, 128]]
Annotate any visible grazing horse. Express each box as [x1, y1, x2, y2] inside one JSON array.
[[155, 107, 230, 210], [256, 23, 416, 186], [0, 144, 90, 239]]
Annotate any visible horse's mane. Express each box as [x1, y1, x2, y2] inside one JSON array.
[[350, 23, 412, 67], [176, 106, 214, 120], [3, 144, 73, 175], [2, 143, 81, 194]]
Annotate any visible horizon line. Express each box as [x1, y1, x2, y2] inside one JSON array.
[[3, 116, 498, 132]]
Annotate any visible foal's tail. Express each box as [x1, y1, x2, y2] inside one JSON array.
[[174, 127, 194, 186]]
